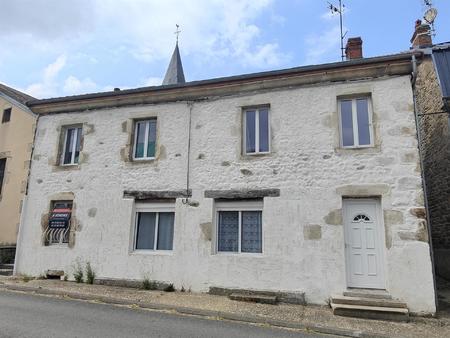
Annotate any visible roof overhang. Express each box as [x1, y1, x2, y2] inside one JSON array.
[[28, 52, 422, 115]]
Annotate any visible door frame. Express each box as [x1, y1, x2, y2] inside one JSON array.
[[342, 198, 387, 290]]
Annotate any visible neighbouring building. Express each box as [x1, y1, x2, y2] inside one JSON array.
[[14, 40, 436, 316], [412, 20, 450, 282], [0, 84, 36, 264]]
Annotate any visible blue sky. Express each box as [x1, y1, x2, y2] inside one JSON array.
[[0, 0, 448, 99]]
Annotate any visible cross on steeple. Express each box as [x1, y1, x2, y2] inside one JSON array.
[[174, 24, 181, 44]]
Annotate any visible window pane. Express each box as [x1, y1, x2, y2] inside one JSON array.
[[63, 129, 75, 164], [241, 211, 262, 253], [218, 211, 239, 252], [157, 212, 174, 250], [356, 98, 371, 146], [135, 212, 156, 250], [134, 122, 146, 158], [340, 100, 354, 147], [74, 128, 82, 164], [0, 158, 6, 195], [147, 120, 157, 158], [258, 109, 269, 152], [245, 111, 256, 153]]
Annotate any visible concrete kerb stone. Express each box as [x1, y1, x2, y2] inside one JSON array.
[[0, 283, 389, 338]]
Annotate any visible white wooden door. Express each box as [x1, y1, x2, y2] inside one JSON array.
[[343, 199, 386, 289]]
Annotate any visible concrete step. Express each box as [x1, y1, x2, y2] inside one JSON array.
[[331, 303, 409, 322], [229, 293, 278, 305], [0, 268, 13, 276], [331, 295, 407, 309], [0, 264, 14, 270], [343, 289, 392, 300]]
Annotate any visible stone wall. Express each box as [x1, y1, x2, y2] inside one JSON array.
[[15, 75, 435, 313], [415, 57, 450, 279]]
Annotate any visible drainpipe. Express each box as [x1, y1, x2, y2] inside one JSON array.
[[411, 53, 438, 311], [182, 101, 197, 206]]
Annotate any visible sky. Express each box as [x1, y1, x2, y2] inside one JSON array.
[[0, 0, 449, 99]]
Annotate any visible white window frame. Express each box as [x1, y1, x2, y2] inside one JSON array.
[[132, 202, 175, 253], [338, 97, 374, 149], [60, 126, 82, 166], [243, 107, 271, 155], [215, 200, 264, 255], [133, 119, 157, 161]]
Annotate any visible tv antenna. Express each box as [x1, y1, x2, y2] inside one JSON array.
[[328, 1, 347, 61], [423, 0, 438, 37]]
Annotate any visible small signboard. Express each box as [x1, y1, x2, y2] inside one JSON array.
[[49, 207, 71, 229]]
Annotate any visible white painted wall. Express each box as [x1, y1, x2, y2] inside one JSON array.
[[16, 75, 436, 313]]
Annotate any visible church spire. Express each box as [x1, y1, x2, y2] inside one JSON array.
[[162, 24, 186, 86]]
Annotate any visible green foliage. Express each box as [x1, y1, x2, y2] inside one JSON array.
[[142, 277, 158, 290], [85, 262, 95, 284], [73, 261, 84, 283], [164, 283, 175, 292], [21, 274, 33, 283]]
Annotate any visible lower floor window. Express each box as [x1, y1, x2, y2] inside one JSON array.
[[135, 208, 174, 251], [216, 201, 263, 253]]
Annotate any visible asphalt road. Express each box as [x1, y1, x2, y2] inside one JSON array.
[[0, 290, 335, 338]]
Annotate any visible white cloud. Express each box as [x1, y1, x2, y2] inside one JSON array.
[[22, 55, 67, 98], [304, 8, 348, 64], [305, 26, 342, 64], [4, 0, 289, 97], [63, 76, 98, 95], [142, 77, 164, 87]]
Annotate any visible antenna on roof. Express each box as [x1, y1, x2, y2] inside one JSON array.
[[327, 0, 347, 61], [174, 24, 181, 44], [422, 0, 438, 37]]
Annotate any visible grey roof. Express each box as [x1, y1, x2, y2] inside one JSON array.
[[0, 83, 35, 105], [28, 52, 418, 107], [162, 43, 185, 85], [432, 44, 450, 99]]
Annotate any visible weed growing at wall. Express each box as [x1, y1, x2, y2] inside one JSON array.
[[85, 262, 95, 284]]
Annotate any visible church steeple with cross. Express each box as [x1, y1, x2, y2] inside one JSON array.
[[162, 24, 186, 86]]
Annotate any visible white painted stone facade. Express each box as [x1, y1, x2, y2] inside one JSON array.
[[15, 75, 435, 313]]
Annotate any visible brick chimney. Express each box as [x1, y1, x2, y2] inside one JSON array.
[[411, 19, 432, 48], [345, 37, 363, 60]]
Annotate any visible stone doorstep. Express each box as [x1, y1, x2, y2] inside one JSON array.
[[229, 293, 278, 305], [331, 295, 408, 309], [332, 304, 409, 322], [209, 287, 306, 305], [343, 289, 392, 300]]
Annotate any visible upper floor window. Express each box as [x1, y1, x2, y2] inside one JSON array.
[[216, 200, 263, 254], [338, 97, 373, 148], [0, 158, 6, 196], [61, 126, 82, 165], [133, 202, 175, 251], [244, 107, 270, 155], [133, 119, 157, 160], [2, 108, 11, 123]]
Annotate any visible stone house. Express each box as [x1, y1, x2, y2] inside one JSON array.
[[14, 40, 436, 317], [412, 20, 450, 282], [0, 84, 36, 265]]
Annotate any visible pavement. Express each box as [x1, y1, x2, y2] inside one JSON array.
[[1, 277, 450, 338], [0, 291, 330, 338]]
